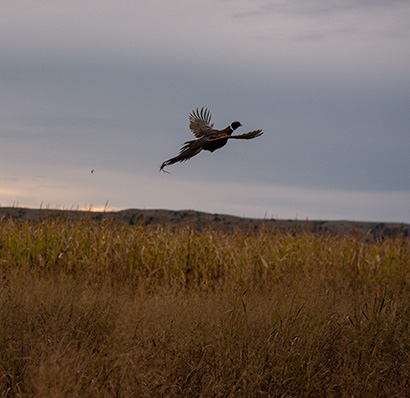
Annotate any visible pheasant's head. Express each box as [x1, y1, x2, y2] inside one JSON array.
[[230, 121, 242, 131]]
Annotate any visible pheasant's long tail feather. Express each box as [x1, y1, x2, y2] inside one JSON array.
[[160, 139, 204, 172]]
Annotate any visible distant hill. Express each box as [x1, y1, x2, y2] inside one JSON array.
[[0, 207, 408, 238]]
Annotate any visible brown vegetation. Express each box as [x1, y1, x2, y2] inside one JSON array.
[[1, 213, 410, 396]]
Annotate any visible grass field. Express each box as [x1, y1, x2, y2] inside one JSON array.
[[1, 215, 410, 397]]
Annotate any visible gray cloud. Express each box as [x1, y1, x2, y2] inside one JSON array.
[[232, 0, 410, 42], [233, 0, 410, 19]]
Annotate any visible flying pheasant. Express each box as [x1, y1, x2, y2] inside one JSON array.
[[160, 107, 263, 172]]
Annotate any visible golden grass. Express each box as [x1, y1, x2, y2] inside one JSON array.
[[0, 216, 410, 397]]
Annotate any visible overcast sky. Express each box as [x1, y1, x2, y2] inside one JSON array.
[[1, 0, 409, 222]]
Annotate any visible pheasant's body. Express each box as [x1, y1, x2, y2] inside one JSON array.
[[204, 137, 228, 152], [202, 127, 232, 152], [160, 107, 263, 171]]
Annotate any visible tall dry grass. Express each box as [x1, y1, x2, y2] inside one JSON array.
[[0, 216, 410, 397]]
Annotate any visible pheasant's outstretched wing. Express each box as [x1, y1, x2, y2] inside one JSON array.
[[208, 129, 264, 141], [228, 130, 263, 139], [189, 107, 214, 138], [160, 138, 205, 171]]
